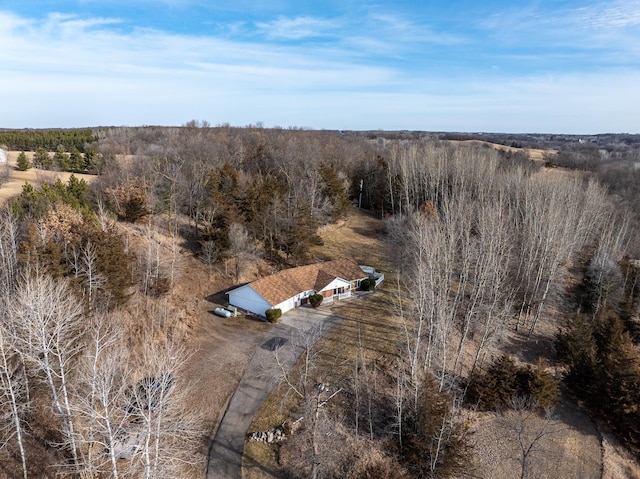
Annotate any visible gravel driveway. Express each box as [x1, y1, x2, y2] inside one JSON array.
[[206, 306, 337, 479]]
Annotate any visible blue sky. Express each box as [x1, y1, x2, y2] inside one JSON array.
[[1, 1, 639, 133]]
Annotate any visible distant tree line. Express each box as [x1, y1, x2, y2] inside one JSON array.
[[0, 128, 98, 152], [545, 142, 640, 223]]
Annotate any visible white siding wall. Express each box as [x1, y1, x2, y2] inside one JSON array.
[[318, 277, 351, 294], [274, 297, 296, 314], [227, 285, 272, 317]]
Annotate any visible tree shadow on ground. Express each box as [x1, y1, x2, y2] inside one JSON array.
[[502, 330, 556, 364]]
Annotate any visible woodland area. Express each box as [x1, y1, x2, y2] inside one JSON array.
[[0, 125, 639, 478]]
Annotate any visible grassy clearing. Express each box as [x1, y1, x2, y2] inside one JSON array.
[[0, 151, 97, 205], [469, 400, 602, 479], [311, 208, 392, 273]]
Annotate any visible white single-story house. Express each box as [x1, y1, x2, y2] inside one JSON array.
[[227, 258, 371, 317]]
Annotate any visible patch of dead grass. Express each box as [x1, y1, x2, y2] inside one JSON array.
[[469, 400, 602, 479], [311, 209, 392, 272], [603, 432, 640, 479], [0, 150, 97, 205]]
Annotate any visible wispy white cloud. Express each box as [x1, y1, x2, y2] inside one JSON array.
[[255, 15, 340, 40], [368, 13, 466, 46], [0, 8, 639, 132], [571, 0, 640, 29], [0, 10, 395, 94]]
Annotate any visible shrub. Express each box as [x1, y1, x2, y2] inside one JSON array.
[[468, 355, 519, 410], [265, 308, 282, 323], [104, 180, 150, 222], [360, 278, 376, 291], [401, 375, 471, 478], [468, 355, 559, 411], [309, 293, 323, 308]]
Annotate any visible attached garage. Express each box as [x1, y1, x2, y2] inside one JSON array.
[[227, 284, 272, 317]]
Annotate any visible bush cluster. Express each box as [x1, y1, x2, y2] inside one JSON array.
[[556, 312, 640, 455], [309, 293, 324, 308], [467, 355, 559, 411], [360, 278, 376, 291], [265, 308, 282, 323]]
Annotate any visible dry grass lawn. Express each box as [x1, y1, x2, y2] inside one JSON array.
[[0, 151, 97, 204], [311, 209, 392, 272]]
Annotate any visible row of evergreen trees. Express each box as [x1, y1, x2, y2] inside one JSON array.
[[15, 146, 103, 174], [0, 128, 98, 152]]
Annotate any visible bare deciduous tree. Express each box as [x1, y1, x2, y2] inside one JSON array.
[[125, 340, 203, 479], [0, 315, 29, 479], [228, 222, 257, 283], [496, 397, 563, 479], [9, 270, 85, 468], [74, 312, 127, 478]]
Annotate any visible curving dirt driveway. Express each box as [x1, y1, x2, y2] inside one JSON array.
[[206, 306, 338, 479]]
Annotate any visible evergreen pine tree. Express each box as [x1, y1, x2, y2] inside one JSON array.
[[402, 375, 470, 477], [33, 146, 52, 169], [555, 314, 599, 397], [70, 147, 84, 172], [16, 151, 31, 171], [525, 358, 560, 409], [54, 145, 71, 170], [598, 315, 640, 452], [320, 163, 351, 220], [468, 355, 519, 410]]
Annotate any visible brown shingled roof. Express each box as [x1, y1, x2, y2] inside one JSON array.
[[249, 258, 367, 306]]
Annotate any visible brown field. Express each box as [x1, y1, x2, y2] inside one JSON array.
[[450, 139, 555, 162], [0, 151, 97, 204]]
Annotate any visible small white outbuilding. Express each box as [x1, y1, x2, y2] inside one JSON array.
[[0, 148, 7, 163]]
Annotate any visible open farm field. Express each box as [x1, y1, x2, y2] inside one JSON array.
[[450, 139, 556, 162]]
